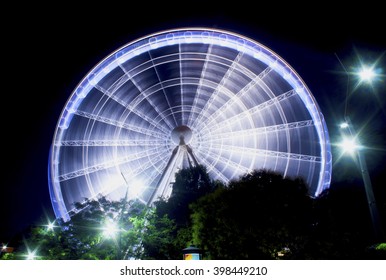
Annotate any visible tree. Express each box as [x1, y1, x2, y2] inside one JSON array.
[[145, 164, 220, 259], [155, 164, 217, 226], [190, 169, 314, 259]]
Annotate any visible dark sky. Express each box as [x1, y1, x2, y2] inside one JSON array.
[[1, 3, 385, 242]]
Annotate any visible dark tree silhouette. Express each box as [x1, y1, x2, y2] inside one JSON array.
[[190, 169, 314, 259]]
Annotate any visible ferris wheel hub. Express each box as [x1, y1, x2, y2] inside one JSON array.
[[171, 125, 193, 145]]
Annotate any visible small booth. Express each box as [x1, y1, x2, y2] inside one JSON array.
[[182, 245, 202, 260]]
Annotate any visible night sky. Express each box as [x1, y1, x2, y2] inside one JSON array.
[[1, 3, 385, 242]]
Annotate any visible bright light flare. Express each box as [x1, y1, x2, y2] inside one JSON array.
[[46, 221, 56, 231], [353, 57, 383, 89], [339, 137, 361, 155], [27, 251, 36, 260], [102, 219, 119, 238], [26, 249, 39, 260], [358, 66, 376, 82]]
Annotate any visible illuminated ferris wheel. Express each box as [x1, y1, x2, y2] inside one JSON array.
[[48, 28, 332, 222]]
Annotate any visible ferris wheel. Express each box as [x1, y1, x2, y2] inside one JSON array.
[[48, 28, 332, 222]]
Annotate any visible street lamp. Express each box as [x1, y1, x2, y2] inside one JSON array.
[[340, 117, 383, 241], [358, 67, 376, 82], [337, 56, 384, 241]]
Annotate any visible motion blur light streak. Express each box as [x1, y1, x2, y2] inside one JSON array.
[[48, 28, 332, 222]]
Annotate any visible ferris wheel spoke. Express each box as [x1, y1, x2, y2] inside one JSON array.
[[75, 110, 168, 139], [201, 120, 314, 143], [57, 139, 166, 147], [91, 81, 171, 135], [192, 54, 276, 130], [57, 146, 162, 181], [206, 72, 274, 129], [196, 84, 294, 138], [201, 143, 321, 163], [122, 152, 168, 181], [190, 52, 244, 128], [145, 52, 179, 127], [120, 75, 177, 131], [194, 152, 231, 183], [186, 44, 216, 127]]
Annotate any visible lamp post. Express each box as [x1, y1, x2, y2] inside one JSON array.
[[337, 56, 384, 241], [340, 117, 383, 241]]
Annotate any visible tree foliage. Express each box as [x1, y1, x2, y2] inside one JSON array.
[[190, 169, 314, 259]]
